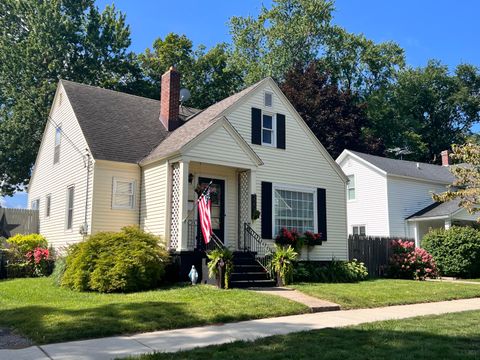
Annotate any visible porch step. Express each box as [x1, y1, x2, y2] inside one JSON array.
[[229, 279, 277, 288], [231, 271, 271, 281], [230, 251, 275, 289]]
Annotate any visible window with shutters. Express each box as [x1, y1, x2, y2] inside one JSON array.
[[112, 178, 135, 209], [66, 186, 74, 230], [264, 91, 273, 107], [273, 185, 317, 235], [347, 175, 356, 200], [54, 126, 61, 164], [31, 198, 40, 211], [45, 194, 51, 218], [352, 225, 366, 236], [262, 113, 276, 146]]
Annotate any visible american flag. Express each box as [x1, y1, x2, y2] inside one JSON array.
[[198, 185, 212, 244]]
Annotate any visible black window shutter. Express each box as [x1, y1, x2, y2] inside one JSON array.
[[251, 107, 262, 145], [317, 188, 327, 241], [261, 182, 273, 239], [276, 113, 286, 149]]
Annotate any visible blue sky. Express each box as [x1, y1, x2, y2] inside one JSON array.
[[4, 0, 478, 208]]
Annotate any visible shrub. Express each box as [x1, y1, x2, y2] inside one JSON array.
[[207, 248, 234, 289], [25, 247, 54, 277], [388, 239, 437, 280], [51, 256, 67, 286], [293, 259, 368, 283], [422, 226, 480, 278], [7, 234, 47, 254], [62, 226, 170, 293], [270, 245, 298, 285]]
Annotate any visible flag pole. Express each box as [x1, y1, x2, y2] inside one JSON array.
[[182, 180, 213, 222]]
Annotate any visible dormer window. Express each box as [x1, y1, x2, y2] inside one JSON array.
[[54, 126, 61, 164], [262, 114, 276, 146], [264, 92, 273, 107]]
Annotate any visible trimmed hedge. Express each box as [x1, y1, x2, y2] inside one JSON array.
[[422, 226, 480, 278], [293, 259, 368, 283], [62, 226, 170, 293], [6, 233, 47, 253]]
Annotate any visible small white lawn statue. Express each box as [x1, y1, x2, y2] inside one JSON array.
[[188, 265, 198, 285]]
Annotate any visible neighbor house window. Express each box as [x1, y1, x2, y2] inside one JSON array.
[[45, 194, 51, 218], [66, 186, 74, 230], [352, 225, 366, 236], [264, 92, 273, 107], [262, 114, 276, 146], [274, 186, 316, 235], [347, 175, 356, 200], [31, 199, 40, 210], [112, 178, 135, 209], [54, 126, 61, 164]]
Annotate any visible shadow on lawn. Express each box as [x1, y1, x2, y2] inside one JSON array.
[[0, 300, 205, 345]]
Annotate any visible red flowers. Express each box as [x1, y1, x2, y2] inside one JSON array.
[[275, 228, 322, 250], [388, 240, 437, 280], [25, 247, 52, 276]]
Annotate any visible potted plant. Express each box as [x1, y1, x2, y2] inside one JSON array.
[[270, 244, 298, 286], [207, 248, 233, 289]]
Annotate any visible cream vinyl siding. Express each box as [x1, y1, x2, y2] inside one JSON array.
[[225, 82, 348, 261], [140, 160, 168, 241], [28, 83, 93, 248], [338, 156, 390, 236], [387, 177, 446, 237], [90, 160, 140, 234]]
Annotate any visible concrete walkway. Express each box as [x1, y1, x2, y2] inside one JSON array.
[[2, 298, 480, 360], [252, 287, 341, 312], [428, 278, 480, 285]]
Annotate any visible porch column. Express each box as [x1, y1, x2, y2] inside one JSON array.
[[444, 218, 452, 230], [413, 222, 420, 247], [178, 160, 190, 251], [168, 160, 189, 252]]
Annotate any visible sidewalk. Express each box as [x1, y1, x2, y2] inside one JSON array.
[[2, 297, 480, 360]]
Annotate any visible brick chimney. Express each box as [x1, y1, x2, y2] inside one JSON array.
[[160, 66, 181, 131], [441, 150, 450, 166]]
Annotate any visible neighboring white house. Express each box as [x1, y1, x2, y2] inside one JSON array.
[[28, 67, 348, 268], [336, 149, 477, 246]]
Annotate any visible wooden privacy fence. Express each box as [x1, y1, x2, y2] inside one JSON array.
[[348, 235, 413, 277], [0, 208, 39, 239]]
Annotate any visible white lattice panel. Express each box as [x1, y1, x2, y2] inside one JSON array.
[[238, 171, 250, 248], [169, 163, 181, 250]]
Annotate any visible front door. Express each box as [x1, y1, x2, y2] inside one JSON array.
[[198, 177, 225, 244]]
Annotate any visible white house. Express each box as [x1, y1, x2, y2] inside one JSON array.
[[28, 67, 348, 283], [336, 149, 477, 246]]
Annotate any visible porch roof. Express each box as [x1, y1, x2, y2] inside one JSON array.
[[406, 199, 463, 221]]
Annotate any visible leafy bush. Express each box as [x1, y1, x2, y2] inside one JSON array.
[[25, 247, 54, 277], [207, 248, 234, 289], [422, 226, 480, 278], [293, 259, 368, 283], [62, 226, 170, 293], [51, 256, 67, 286], [270, 245, 298, 285], [388, 239, 437, 280], [7, 234, 47, 254]]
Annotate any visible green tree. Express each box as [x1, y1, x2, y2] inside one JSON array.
[[367, 61, 480, 162], [281, 62, 384, 158], [0, 0, 141, 195], [139, 33, 243, 109]]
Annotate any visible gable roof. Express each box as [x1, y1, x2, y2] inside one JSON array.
[[339, 150, 455, 184], [61, 80, 200, 164], [406, 199, 462, 220], [140, 79, 266, 165]]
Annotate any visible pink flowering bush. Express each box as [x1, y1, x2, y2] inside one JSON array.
[[388, 239, 437, 280], [303, 231, 322, 246], [25, 247, 53, 277]]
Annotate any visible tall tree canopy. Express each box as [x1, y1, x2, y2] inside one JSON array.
[[281, 62, 384, 158], [138, 33, 243, 109], [0, 0, 142, 195], [367, 60, 480, 163]]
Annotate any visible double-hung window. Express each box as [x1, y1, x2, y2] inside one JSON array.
[[54, 126, 61, 164], [31, 199, 40, 211], [45, 194, 51, 218], [262, 114, 276, 146], [66, 186, 74, 230], [352, 225, 366, 236], [273, 186, 316, 235], [347, 175, 356, 200], [112, 178, 135, 209]]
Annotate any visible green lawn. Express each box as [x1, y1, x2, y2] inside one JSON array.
[[291, 279, 480, 309], [0, 278, 306, 344], [131, 310, 480, 360]]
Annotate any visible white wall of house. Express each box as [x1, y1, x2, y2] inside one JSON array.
[[28, 84, 93, 248], [90, 160, 141, 234], [225, 82, 348, 261], [337, 156, 389, 237], [387, 177, 446, 237]]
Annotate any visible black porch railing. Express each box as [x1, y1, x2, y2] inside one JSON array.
[[243, 223, 274, 272], [187, 219, 224, 252]]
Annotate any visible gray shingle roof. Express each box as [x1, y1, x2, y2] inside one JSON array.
[[349, 150, 455, 184], [140, 79, 266, 164], [61, 80, 200, 163], [407, 199, 462, 219]]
